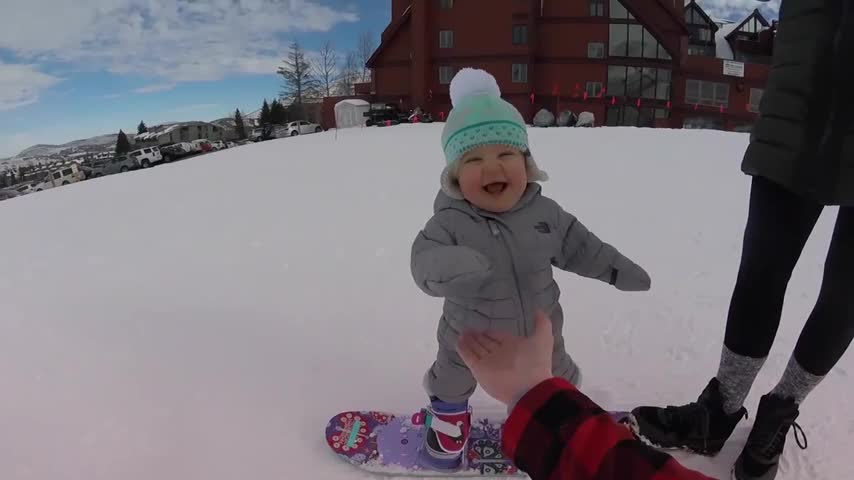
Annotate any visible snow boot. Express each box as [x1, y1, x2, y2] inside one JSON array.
[[732, 393, 807, 480], [418, 398, 472, 471], [629, 377, 747, 455]]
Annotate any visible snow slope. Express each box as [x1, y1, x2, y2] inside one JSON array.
[[0, 124, 850, 480]]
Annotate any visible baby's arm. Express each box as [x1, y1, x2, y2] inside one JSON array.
[[410, 214, 492, 298], [551, 203, 651, 292]]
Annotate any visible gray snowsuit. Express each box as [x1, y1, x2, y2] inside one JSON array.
[[411, 184, 651, 403]]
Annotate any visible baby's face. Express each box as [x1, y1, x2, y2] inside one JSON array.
[[457, 144, 527, 213]]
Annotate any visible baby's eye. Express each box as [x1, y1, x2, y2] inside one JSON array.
[[465, 157, 483, 164], [498, 151, 515, 158]]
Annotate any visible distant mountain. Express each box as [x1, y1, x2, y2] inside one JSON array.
[[13, 133, 128, 160], [4, 115, 244, 168]]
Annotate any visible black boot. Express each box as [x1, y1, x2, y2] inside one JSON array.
[[628, 378, 747, 455], [732, 393, 807, 480]]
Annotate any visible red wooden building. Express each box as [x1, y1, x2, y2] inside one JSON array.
[[325, 0, 775, 131]]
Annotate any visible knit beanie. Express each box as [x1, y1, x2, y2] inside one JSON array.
[[440, 68, 548, 199]]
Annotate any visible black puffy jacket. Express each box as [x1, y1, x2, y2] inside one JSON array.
[[741, 0, 854, 206]]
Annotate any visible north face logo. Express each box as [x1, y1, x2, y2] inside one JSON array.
[[534, 222, 551, 234]]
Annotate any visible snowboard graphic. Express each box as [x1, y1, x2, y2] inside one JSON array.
[[325, 409, 632, 476]]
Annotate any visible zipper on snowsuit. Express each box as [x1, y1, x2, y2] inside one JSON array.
[[486, 218, 530, 337]]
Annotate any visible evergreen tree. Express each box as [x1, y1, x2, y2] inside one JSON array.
[[115, 130, 131, 154], [277, 41, 321, 107], [234, 109, 247, 140], [137, 121, 148, 134], [260, 99, 272, 126], [270, 99, 287, 124]]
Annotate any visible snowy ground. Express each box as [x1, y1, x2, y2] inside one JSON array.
[[0, 124, 850, 480]]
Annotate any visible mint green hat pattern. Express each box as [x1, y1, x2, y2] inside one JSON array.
[[439, 68, 548, 199]]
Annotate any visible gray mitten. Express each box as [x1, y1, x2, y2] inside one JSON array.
[[415, 245, 493, 297], [610, 255, 651, 292]]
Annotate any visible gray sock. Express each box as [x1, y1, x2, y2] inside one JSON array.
[[716, 345, 766, 415], [770, 356, 824, 405]]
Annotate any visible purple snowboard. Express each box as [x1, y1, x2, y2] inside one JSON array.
[[325, 409, 631, 476]]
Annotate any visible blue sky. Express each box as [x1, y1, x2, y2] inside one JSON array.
[[0, 0, 777, 158]]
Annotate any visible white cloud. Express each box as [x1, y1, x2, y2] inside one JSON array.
[[0, 62, 62, 111], [134, 83, 176, 94], [0, 0, 359, 85], [698, 0, 780, 21]]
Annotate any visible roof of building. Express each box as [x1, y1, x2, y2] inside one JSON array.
[[366, 5, 412, 68], [715, 21, 739, 59]]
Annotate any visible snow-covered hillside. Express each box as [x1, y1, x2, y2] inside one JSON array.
[[0, 124, 850, 480]]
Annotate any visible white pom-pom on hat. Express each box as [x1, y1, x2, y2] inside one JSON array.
[[449, 68, 501, 107]]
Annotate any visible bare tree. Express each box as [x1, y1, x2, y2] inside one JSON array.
[[314, 40, 339, 98], [336, 50, 360, 95], [277, 41, 321, 105], [357, 31, 376, 83]]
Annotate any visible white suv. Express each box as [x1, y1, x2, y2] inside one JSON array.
[[286, 120, 323, 136], [129, 146, 163, 168], [34, 164, 86, 191]]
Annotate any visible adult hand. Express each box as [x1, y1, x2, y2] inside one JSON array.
[[456, 310, 555, 406]]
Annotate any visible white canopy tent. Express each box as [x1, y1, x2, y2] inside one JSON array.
[[334, 99, 370, 129]]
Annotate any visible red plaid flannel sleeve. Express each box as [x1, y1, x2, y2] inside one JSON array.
[[502, 378, 714, 480]]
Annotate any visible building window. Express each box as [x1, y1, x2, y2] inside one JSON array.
[[683, 116, 725, 130], [608, 65, 671, 100], [685, 79, 729, 107], [439, 30, 454, 48], [628, 24, 643, 57], [688, 45, 715, 56], [642, 29, 658, 58], [626, 66, 641, 97], [606, 106, 667, 127], [586, 82, 604, 98], [588, 42, 605, 58], [748, 88, 764, 112], [512, 25, 528, 45], [589, 0, 604, 16], [656, 69, 671, 100], [609, 0, 633, 19], [440, 0, 453, 9], [609, 23, 669, 60], [439, 66, 455, 84], [512, 64, 528, 83], [609, 24, 627, 57]]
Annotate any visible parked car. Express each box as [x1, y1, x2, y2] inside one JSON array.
[[81, 154, 139, 178], [129, 146, 163, 168], [364, 103, 408, 126], [0, 188, 19, 201], [190, 139, 213, 153], [286, 120, 323, 136], [250, 125, 276, 142], [34, 164, 86, 190], [161, 142, 195, 162], [13, 183, 34, 195], [226, 141, 237, 148], [210, 140, 227, 150]]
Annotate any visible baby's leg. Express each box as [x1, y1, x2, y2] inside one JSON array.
[[423, 344, 477, 404], [549, 304, 583, 387]]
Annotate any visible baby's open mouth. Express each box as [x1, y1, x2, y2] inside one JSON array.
[[483, 182, 508, 194]]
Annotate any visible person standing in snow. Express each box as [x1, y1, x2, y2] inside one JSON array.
[[630, 1, 854, 479], [457, 310, 713, 480], [409, 68, 651, 471]]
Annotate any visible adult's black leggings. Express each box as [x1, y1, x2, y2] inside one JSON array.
[[724, 175, 854, 377]]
